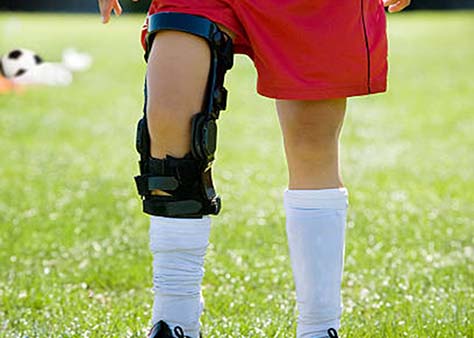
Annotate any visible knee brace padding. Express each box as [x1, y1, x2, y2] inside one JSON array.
[[135, 12, 233, 218], [191, 115, 217, 161]]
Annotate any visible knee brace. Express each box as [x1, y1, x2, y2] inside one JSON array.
[[134, 13, 234, 218]]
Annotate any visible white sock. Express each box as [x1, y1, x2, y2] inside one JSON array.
[[149, 215, 211, 338], [284, 188, 348, 338]]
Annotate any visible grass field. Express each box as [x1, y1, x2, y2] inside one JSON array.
[[1, 11, 473, 338]]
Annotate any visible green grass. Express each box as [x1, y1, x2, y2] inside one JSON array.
[[1, 11, 473, 337]]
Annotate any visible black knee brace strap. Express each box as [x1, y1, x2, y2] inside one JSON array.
[[135, 12, 234, 218]]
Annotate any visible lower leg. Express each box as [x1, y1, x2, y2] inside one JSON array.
[[149, 216, 210, 337], [277, 98, 348, 338], [146, 31, 211, 337], [284, 188, 347, 338], [145, 24, 234, 337]]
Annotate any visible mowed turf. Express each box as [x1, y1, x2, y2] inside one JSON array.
[[0, 11, 473, 338]]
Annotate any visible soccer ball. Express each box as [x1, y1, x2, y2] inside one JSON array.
[[0, 48, 43, 79]]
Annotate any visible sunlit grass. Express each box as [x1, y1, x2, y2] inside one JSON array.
[[0, 11, 473, 337]]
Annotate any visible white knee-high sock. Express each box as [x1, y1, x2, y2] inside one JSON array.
[[284, 188, 348, 338], [150, 215, 211, 338]]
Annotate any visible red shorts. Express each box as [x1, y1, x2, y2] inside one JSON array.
[[141, 0, 388, 100]]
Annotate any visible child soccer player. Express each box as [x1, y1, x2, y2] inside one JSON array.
[[98, 0, 410, 337]]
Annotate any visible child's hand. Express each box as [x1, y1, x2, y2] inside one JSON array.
[[383, 0, 411, 12], [98, 0, 139, 24]]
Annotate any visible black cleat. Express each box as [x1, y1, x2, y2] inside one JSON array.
[[148, 320, 198, 338], [327, 328, 339, 338]]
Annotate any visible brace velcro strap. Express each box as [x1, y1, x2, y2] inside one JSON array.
[[146, 12, 218, 59], [148, 12, 217, 40], [143, 199, 203, 218], [135, 175, 179, 195]]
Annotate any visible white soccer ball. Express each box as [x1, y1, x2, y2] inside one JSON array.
[[14, 62, 73, 86], [0, 48, 43, 79]]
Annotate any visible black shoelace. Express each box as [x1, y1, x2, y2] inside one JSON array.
[[327, 328, 339, 338], [173, 326, 191, 338]]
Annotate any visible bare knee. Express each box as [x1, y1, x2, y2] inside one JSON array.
[[286, 121, 339, 157], [146, 98, 196, 158], [277, 98, 347, 189], [146, 31, 211, 158], [278, 99, 346, 153]]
